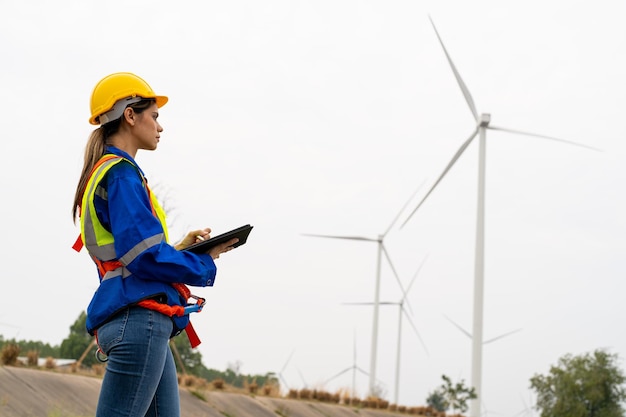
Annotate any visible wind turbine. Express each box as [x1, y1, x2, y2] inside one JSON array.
[[515, 390, 538, 417], [275, 349, 296, 394], [324, 330, 369, 400], [344, 255, 429, 406], [303, 181, 424, 396], [401, 16, 599, 417]]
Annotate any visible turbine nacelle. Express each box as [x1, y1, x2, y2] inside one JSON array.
[[478, 113, 491, 128]]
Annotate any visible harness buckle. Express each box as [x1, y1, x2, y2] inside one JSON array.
[[184, 296, 205, 314]]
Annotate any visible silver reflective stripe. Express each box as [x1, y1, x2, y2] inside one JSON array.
[[94, 184, 108, 201], [119, 233, 164, 266], [102, 266, 131, 281]]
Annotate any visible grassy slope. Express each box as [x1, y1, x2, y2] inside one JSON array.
[[0, 366, 439, 417]]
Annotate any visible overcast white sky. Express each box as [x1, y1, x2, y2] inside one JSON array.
[[1, 1, 625, 416]]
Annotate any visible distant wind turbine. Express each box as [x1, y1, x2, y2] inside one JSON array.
[[401, 16, 599, 417], [275, 349, 296, 394], [303, 181, 425, 396], [344, 255, 429, 406], [324, 330, 369, 399], [515, 390, 538, 417]]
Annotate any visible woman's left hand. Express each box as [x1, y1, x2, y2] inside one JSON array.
[[208, 238, 239, 259]]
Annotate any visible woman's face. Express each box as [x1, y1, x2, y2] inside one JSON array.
[[132, 102, 163, 151]]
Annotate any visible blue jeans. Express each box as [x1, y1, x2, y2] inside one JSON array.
[[95, 306, 180, 417]]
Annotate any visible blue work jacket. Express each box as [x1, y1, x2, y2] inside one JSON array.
[[84, 146, 216, 336]]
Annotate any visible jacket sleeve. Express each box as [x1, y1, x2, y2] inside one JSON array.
[[101, 161, 217, 287]]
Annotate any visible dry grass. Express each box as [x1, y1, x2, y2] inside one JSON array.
[[212, 378, 225, 390], [26, 350, 39, 366], [0, 343, 19, 366], [262, 383, 279, 396], [44, 356, 57, 369], [244, 378, 258, 394]]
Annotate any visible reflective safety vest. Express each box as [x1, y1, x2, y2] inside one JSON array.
[[73, 154, 204, 348]]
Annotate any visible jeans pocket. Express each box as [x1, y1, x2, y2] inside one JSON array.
[[96, 308, 129, 355]]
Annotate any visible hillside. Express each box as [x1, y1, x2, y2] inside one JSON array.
[[0, 366, 433, 417]]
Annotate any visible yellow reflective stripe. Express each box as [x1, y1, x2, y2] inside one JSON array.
[[81, 158, 125, 260], [151, 195, 169, 243]]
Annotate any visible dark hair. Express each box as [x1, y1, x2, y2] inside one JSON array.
[[72, 99, 155, 221]]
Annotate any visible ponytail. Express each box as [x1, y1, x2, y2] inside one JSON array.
[[72, 127, 106, 222]]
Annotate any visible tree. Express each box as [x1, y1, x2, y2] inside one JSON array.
[[170, 332, 207, 375], [427, 374, 477, 414], [60, 311, 96, 367], [426, 390, 447, 412], [0, 337, 59, 359], [530, 349, 626, 417]]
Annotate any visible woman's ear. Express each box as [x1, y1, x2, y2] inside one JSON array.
[[123, 107, 136, 126]]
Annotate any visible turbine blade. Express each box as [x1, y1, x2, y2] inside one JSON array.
[[301, 233, 377, 242], [403, 300, 415, 318], [382, 244, 407, 295], [403, 254, 429, 301], [403, 309, 429, 355], [401, 129, 479, 228], [402, 254, 429, 315], [383, 179, 427, 236], [325, 367, 353, 384], [484, 328, 522, 345], [278, 374, 290, 390], [296, 366, 309, 387], [488, 125, 602, 151], [281, 349, 296, 372], [443, 314, 472, 339], [429, 15, 479, 121], [356, 366, 370, 377]]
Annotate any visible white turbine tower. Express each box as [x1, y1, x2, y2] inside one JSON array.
[[401, 16, 599, 417], [344, 255, 429, 405], [304, 182, 424, 396]]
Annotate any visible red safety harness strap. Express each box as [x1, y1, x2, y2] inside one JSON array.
[[137, 285, 205, 348]]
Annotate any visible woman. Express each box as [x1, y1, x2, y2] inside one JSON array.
[[72, 72, 236, 417]]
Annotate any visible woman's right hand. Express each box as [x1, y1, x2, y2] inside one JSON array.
[[174, 228, 211, 251]]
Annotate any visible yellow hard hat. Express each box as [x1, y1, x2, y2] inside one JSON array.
[[89, 72, 168, 125]]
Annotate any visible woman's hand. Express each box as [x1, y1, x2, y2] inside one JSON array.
[[208, 238, 239, 259], [175, 228, 238, 259], [174, 228, 211, 251]]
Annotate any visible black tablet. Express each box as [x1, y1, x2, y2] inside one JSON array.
[[183, 224, 253, 254]]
